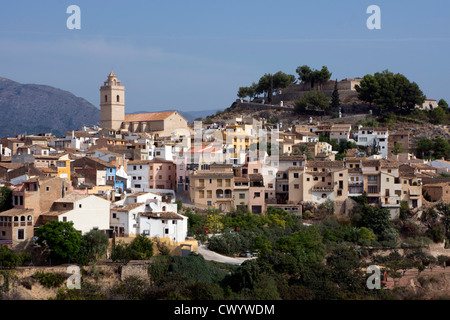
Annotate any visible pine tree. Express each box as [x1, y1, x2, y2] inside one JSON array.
[[331, 79, 340, 109]]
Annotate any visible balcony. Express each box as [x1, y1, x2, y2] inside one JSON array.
[[312, 186, 334, 192]]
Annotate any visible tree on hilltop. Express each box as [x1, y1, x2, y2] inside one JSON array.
[[355, 70, 426, 113], [331, 79, 340, 109], [296, 65, 332, 90]]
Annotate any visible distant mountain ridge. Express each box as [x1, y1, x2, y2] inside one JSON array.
[[0, 77, 100, 138]]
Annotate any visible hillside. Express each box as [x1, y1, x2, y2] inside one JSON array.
[[0, 77, 100, 138]]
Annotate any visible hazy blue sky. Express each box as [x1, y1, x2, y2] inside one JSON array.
[[0, 0, 449, 113]]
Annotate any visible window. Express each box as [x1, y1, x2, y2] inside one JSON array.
[[133, 166, 137, 170], [254, 192, 260, 198], [268, 183, 274, 189], [17, 229, 24, 240], [112, 213, 117, 218], [253, 169, 258, 173], [337, 190, 342, 196], [294, 173, 299, 178], [79, 204, 82, 208], [368, 176, 377, 184], [368, 186, 378, 194], [63, 217, 67, 222], [207, 201, 212, 206], [207, 190, 212, 198], [46, 187, 50, 191], [217, 179, 222, 187], [239, 193, 245, 199], [199, 190, 205, 198], [116, 95, 120, 102], [294, 184, 300, 189]]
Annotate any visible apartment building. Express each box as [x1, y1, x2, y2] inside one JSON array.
[[288, 161, 348, 206], [0, 177, 72, 245], [356, 127, 389, 158], [189, 164, 234, 211]]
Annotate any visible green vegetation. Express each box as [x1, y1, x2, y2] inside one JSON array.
[[0, 186, 13, 212], [330, 79, 340, 109], [35, 220, 83, 263], [237, 71, 296, 103], [296, 65, 332, 90], [416, 137, 450, 160], [0, 246, 31, 269], [319, 134, 356, 160], [294, 90, 329, 114], [111, 234, 154, 264], [355, 70, 426, 113], [32, 272, 67, 288]]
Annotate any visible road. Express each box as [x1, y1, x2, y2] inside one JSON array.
[[197, 245, 255, 265]]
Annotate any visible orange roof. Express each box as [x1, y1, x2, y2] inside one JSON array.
[[124, 111, 182, 122]]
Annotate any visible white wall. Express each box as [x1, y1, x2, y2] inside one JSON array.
[[59, 195, 111, 234]]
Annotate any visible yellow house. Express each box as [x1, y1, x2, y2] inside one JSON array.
[[56, 158, 71, 181], [223, 123, 259, 159]]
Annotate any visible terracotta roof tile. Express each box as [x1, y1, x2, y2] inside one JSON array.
[[124, 111, 181, 122]]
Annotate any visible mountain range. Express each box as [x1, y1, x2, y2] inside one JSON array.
[[0, 77, 100, 138], [0, 77, 221, 139]]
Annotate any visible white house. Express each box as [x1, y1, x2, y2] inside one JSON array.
[[0, 144, 12, 157], [66, 131, 98, 151], [110, 192, 188, 242], [356, 127, 389, 159], [139, 211, 188, 243], [42, 194, 111, 234], [127, 161, 150, 190], [330, 124, 352, 143]]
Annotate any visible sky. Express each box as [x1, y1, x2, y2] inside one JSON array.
[[0, 0, 449, 113]]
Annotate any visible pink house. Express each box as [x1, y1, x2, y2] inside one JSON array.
[[149, 158, 176, 190]]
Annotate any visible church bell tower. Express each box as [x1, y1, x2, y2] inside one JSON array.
[[100, 71, 125, 130]]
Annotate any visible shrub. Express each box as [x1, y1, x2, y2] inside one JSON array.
[[400, 222, 421, 238], [0, 246, 31, 269], [32, 272, 67, 288], [426, 224, 446, 243]]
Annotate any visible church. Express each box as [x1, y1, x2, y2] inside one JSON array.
[[100, 72, 189, 137]]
